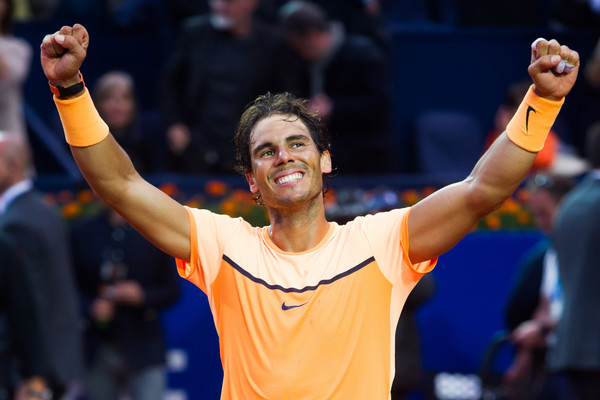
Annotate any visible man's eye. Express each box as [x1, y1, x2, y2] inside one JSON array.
[[291, 142, 304, 148], [261, 150, 274, 157]]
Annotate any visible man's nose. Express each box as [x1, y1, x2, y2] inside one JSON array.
[[275, 147, 294, 166]]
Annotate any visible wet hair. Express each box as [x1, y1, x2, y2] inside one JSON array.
[[233, 91, 332, 182]]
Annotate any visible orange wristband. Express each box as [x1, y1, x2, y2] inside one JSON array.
[[506, 85, 564, 152], [54, 87, 109, 147]]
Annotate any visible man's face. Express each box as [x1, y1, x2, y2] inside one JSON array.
[[209, 0, 257, 30], [245, 114, 331, 208], [529, 189, 558, 235], [98, 84, 135, 131]]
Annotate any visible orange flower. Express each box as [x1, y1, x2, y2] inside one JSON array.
[[205, 180, 229, 197], [515, 188, 530, 203], [62, 202, 82, 219], [77, 189, 95, 204], [501, 197, 520, 213], [485, 214, 502, 230], [516, 210, 532, 226], [401, 189, 420, 206], [421, 186, 436, 198], [221, 199, 237, 216], [232, 188, 252, 204], [159, 183, 179, 197]]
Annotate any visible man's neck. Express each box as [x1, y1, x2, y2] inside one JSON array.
[[267, 202, 329, 253]]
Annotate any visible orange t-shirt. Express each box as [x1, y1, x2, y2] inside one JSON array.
[[176, 207, 436, 400]]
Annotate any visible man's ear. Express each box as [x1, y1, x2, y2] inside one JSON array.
[[320, 150, 332, 174], [246, 172, 258, 193]]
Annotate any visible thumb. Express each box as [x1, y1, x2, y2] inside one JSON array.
[[529, 54, 562, 75], [54, 33, 85, 60]]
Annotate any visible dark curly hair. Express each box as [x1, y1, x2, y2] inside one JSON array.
[[234, 92, 332, 187]]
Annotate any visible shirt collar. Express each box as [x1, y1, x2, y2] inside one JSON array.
[[0, 179, 33, 214]]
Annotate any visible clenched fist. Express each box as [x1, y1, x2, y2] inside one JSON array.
[[40, 24, 89, 88], [528, 38, 579, 101]]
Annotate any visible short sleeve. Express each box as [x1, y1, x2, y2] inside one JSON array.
[[356, 208, 437, 283], [175, 207, 250, 293]]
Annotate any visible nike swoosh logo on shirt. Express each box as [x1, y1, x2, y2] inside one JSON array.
[[526, 105, 536, 134], [281, 301, 307, 310]]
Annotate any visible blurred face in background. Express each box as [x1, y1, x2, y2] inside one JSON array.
[[209, 0, 258, 32], [528, 187, 559, 235], [95, 73, 136, 132]]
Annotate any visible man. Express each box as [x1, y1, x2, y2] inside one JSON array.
[[71, 206, 180, 400], [0, 233, 50, 400], [40, 23, 579, 399], [279, 0, 395, 173], [161, 0, 297, 174], [547, 124, 600, 399], [0, 134, 84, 399], [503, 173, 575, 398]]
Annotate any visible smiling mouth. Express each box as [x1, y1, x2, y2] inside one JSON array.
[[276, 172, 303, 184]]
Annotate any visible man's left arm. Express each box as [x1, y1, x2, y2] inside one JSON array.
[[407, 38, 579, 263]]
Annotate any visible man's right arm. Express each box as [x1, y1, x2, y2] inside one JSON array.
[[41, 24, 191, 262]]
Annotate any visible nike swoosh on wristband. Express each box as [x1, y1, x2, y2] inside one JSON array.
[[526, 105, 536, 134], [281, 301, 307, 310]]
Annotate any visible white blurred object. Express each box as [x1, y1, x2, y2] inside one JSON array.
[[165, 390, 188, 400], [167, 349, 188, 372], [434, 372, 482, 400]]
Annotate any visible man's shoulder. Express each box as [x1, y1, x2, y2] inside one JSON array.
[[179, 14, 213, 34], [339, 34, 384, 61], [3, 190, 62, 225]]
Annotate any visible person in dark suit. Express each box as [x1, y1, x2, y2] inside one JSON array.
[[0, 134, 84, 399], [278, 0, 396, 174], [70, 205, 180, 400], [0, 233, 50, 400], [547, 124, 600, 400], [160, 0, 298, 174]]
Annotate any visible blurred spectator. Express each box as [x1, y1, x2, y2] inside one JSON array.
[[160, 0, 297, 174], [279, 0, 395, 174], [392, 274, 435, 400], [70, 205, 180, 400], [580, 36, 600, 151], [484, 81, 588, 177], [0, 134, 84, 400], [503, 173, 576, 399], [306, 0, 393, 58], [0, 233, 50, 400], [547, 124, 600, 400], [0, 0, 32, 142], [93, 71, 167, 174], [12, 0, 59, 20]]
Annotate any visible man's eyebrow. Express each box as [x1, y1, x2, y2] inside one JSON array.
[[251, 134, 311, 156], [252, 141, 273, 156]]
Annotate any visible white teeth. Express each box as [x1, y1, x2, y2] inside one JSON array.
[[276, 172, 302, 184]]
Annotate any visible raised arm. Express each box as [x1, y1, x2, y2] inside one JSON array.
[[408, 38, 579, 263], [40, 24, 191, 261]]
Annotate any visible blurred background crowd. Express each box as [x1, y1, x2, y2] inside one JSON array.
[[2, 0, 600, 399]]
